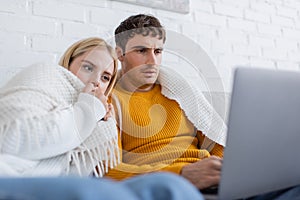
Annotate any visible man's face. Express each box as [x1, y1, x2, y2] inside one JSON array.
[[118, 34, 164, 92]]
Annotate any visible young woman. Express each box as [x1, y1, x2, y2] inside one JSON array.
[[0, 37, 119, 177]]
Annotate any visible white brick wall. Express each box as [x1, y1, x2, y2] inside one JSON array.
[[33, 1, 87, 22], [0, 0, 299, 95]]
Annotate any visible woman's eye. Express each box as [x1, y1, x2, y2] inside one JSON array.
[[102, 75, 111, 82], [82, 64, 93, 72]]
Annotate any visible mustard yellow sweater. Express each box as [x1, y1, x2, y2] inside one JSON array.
[[105, 84, 223, 180]]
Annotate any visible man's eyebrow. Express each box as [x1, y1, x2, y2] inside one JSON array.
[[130, 46, 164, 50], [131, 45, 148, 49]]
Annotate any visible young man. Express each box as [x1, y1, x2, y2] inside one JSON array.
[[106, 14, 300, 199], [105, 14, 226, 190]]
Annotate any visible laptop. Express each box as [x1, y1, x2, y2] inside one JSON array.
[[204, 67, 300, 200]]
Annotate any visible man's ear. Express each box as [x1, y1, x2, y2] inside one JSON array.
[[116, 46, 124, 62]]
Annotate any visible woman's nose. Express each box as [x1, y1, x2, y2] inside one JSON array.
[[90, 73, 101, 87], [91, 81, 100, 87]]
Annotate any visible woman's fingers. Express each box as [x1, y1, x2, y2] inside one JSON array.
[[103, 104, 114, 121], [82, 82, 95, 93], [82, 83, 115, 121], [82, 83, 110, 113]]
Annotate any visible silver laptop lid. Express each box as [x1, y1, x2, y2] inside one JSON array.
[[219, 67, 300, 200]]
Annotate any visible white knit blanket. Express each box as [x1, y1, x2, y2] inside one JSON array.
[[158, 67, 227, 147], [0, 63, 119, 177]]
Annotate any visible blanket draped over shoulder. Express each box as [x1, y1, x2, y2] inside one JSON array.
[[158, 67, 227, 147], [0, 63, 119, 177]]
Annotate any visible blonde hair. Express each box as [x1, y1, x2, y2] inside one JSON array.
[[59, 37, 118, 96]]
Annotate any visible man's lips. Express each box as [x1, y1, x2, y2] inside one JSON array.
[[143, 70, 156, 73], [142, 70, 157, 77], [142, 68, 157, 73]]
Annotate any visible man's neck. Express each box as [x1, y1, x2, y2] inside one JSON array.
[[119, 79, 154, 93]]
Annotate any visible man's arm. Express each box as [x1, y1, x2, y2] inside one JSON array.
[[105, 131, 224, 185], [180, 131, 224, 189], [198, 131, 224, 157], [105, 161, 187, 181], [104, 130, 187, 180]]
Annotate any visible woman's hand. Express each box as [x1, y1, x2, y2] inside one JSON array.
[[82, 83, 109, 117], [82, 82, 107, 105], [103, 103, 115, 121]]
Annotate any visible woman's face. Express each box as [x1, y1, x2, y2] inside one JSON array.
[[69, 47, 114, 94]]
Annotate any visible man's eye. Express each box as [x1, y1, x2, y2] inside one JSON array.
[[82, 65, 93, 72], [155, 49, 162, 54], [136, 49, 146, 53]]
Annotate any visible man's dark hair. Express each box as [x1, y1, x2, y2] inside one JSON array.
[[114, 14, 166, 52]]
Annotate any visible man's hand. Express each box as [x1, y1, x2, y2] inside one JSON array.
[[180, 156, 222, 189]]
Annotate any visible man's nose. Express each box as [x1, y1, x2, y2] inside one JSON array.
[[146, 51, 157, 65]]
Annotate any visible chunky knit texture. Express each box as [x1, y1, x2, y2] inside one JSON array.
[[105, 67, 226, 180], [158, 67, 227, 146], [0, 63, 119, 177]]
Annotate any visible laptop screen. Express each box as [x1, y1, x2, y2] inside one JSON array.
[[218, 67, 300, 199]]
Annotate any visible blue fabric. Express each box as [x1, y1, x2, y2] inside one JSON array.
[[247, 185, 300, 200], [121, 172, 203, 200], [0, 172, 204, 200]]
